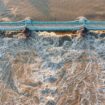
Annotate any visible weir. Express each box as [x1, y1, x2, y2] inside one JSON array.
[[1, 17, 105, 105], [0, 17, 105, 31]]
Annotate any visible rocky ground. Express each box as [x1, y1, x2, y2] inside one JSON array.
[[0, 31, 105, 105]]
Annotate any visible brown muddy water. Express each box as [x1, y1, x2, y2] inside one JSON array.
[[0, 31, 105, 105], [0, 0, 105, 21]]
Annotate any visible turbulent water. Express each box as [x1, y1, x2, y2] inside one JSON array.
[[0, 31, 105, 105]]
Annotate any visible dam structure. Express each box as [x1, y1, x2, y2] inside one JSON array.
[[0, 17, 105, 31]]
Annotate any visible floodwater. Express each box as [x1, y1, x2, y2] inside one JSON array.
[[0, 31, 105, 105], [0, 0, 105, 21]]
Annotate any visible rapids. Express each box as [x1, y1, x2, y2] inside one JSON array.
[[0, 31, 105, 105]]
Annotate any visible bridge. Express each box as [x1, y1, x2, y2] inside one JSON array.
[[0, 17, 105, 31]]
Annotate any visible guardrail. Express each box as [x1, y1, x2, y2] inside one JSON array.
[[0, 18, 105, 31]]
